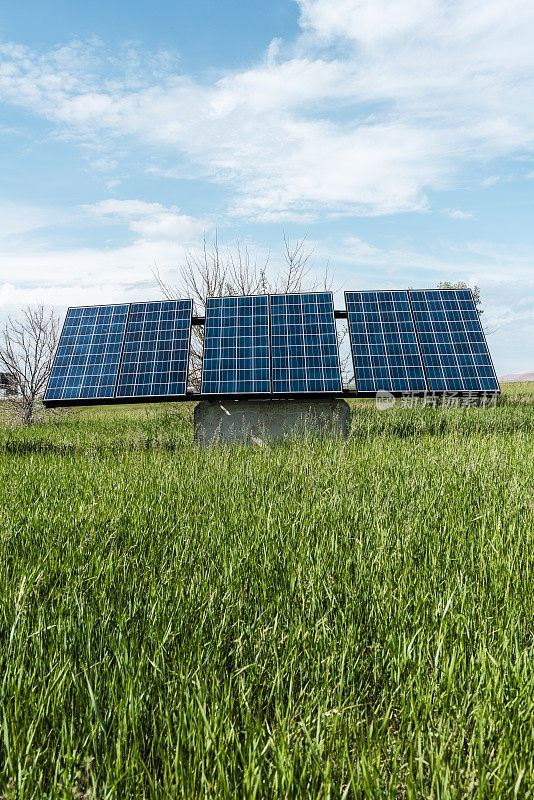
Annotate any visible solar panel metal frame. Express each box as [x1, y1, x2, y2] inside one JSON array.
[[115, 299, 193, 399], [269, 291, 343, 395], [44, 302, 130, 402], [43, 288, 500, 407], [201, 294, 271, 396], [409, 288, 500, 393], [345, 289, 427, 393]]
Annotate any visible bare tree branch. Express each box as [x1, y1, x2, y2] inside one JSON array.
[[0, 305, 59, 424]]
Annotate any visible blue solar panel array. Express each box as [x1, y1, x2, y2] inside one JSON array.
[[45, 288, 499, 404], [201, 295, 270, 394], [270, 292, 342, 393], [45, 300, 192, 402], [409, 289, 499, 392], [345, 291, 427, 392], [116, 300, 192, 398], [45, 304, 129, 401]]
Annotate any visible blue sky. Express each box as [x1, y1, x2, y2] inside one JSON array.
[[0, 0, 533, 374]]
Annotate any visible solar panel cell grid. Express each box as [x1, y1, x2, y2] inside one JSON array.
[[46, 289, 499, 404], [44, 304, 129, 401], [409, 290, 499, 392], [270, 292, 342, 394], [346, 291, 427, 392], [201, 295, 270, 394], [115, 300, 192, 397]]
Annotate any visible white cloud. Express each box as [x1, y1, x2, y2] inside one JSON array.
[[0, 237, 184, 313], [481, 176, 500, 187], [0, 202, 67, 240], [1, 1, 533, 218], [443, 209, 474, 219], [84, 199, 206, 241], [298, 0, 437, 46], [0, 199, 206, 316]]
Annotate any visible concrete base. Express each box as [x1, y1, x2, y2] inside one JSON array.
[[194, 399, 350, 446]]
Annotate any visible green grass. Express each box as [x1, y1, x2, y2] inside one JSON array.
[[500, 381, 534, 394], [1, 393, 534, 798]]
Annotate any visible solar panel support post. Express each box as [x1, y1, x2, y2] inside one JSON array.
[[193, 398, 351, 447]]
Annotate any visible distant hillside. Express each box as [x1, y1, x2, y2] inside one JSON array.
[[499, 369, 534, 383]]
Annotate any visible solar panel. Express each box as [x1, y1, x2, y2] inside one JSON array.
[[409, 289, 499, 392], [115, 300, 192, 398], [46, 288, 498, 405], [44, 304, 129, 401], [270, 292, 342, 393], [345, 290, 427, 392], [201, 295, 270, 394]]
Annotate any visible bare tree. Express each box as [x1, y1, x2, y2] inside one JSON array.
[[0, 305, 59, 424], [154, 233, 329, 390], [155, 232, 316, 308]]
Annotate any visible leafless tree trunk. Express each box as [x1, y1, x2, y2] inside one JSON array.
[[0, 305, 59, 424], [154, 233, 337, 390]]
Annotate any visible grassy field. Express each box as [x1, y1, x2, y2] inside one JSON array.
[[1, 385, 533, 798]]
